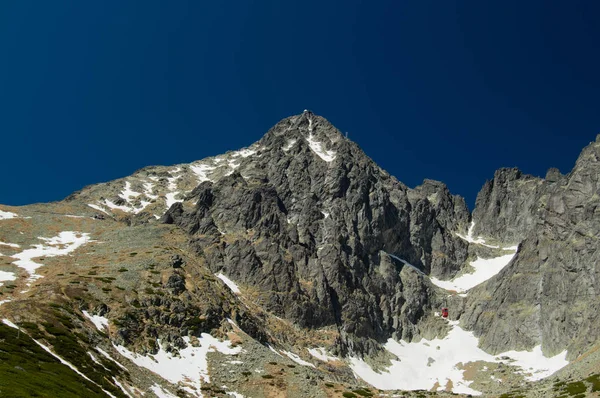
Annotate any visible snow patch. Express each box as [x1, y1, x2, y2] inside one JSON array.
[[216, 273, 241, 294], [283, 139, 297, 151], [0, 210, 18, 220], [267, 344, 283, 357], [115, 335, 242, 394], [349, 320, 568, 394], [306, 134, 336, 162], [82, 310, 109, 331], [88, 204, 110, 215], [144, 182, 159, 200], [112, 377, 134, 398], [0, 241, 20, 248], [457, 221, 508, 249], [232, 147, 257, 158], [190, 163, 216, 184], [308, 347, 339, 362], [119, 181, 141, 201], [430, 250, 517, 293], [150, 384, 178, 398], [11, 231, 90, 283], [96, 347, 129, 371], [3, 318, 18, 329], [281, 350, 316, 368], [0, 270, 17, 286]]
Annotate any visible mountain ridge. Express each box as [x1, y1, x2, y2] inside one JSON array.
[[1, 113, 599, 397]]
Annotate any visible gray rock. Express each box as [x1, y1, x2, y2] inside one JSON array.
[[162, 112, 470, 355]]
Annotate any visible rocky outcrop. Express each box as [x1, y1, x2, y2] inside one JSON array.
[[162, 112, 470, 355], [471, 168, 545, 244], [461, 136, 600, 359]]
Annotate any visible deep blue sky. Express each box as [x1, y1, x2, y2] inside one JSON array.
[[1, 1, 598, 208]]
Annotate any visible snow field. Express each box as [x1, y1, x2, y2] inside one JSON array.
[[114, 334, 242, 396], [430, 251, 517, 293], [349, 320, 568, 395]]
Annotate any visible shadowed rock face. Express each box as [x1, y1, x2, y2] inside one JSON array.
[[463, 137, 600, 359], [163, 112, 470, 354]]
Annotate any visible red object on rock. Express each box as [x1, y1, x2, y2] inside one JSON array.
[[441, 307, 449, 318]]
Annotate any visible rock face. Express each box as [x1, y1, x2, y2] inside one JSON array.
[[162, 112, 470, 354], [462, 137, 600, 359], [471, 167, 546, 244]]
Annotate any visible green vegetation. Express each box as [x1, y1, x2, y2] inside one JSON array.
[[342, 392, 357, 398], [586, 373, 600, 392], [324, 383, 334, 388], [118, 268, 128, 272], [0, 323, 110, 397], [553, 376, 598, 397], [261, 374, 274, 379], [352, 388, 374, 397]]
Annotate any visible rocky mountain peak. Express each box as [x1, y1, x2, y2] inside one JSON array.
[[4, 113, 600, 397]]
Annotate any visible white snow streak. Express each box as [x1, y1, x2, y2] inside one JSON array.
[[281, 351, 316, 368], [112, 377, 134, 398], [144, 182, 159, 200], [349, 320, 568, 394], [306, 134, 336, 162], [216, 272, 241, 294], [267, 344, 283, 357], [82, 310, 109, 331], [190, 163, 216, 184], [150, 384, 179, 398], [165, 169, 182, 209], [384, 252, 424, 275], [88, 204, 110, 214], [283, 139, 297, 151], [96, 347, 129, 371], [34, 338, 117, 397], [0, 241, 20, 248], [457, 221, 506, 249], [232, 147, 257, 158], [119, 181, 141, 201], [3, 318, 18, 329], [307, 347, 339, 362]]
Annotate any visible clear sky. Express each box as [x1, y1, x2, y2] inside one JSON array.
[[1, 1, 598, 208]]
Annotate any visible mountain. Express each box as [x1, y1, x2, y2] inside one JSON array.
[[0, 112, 599, 397]]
